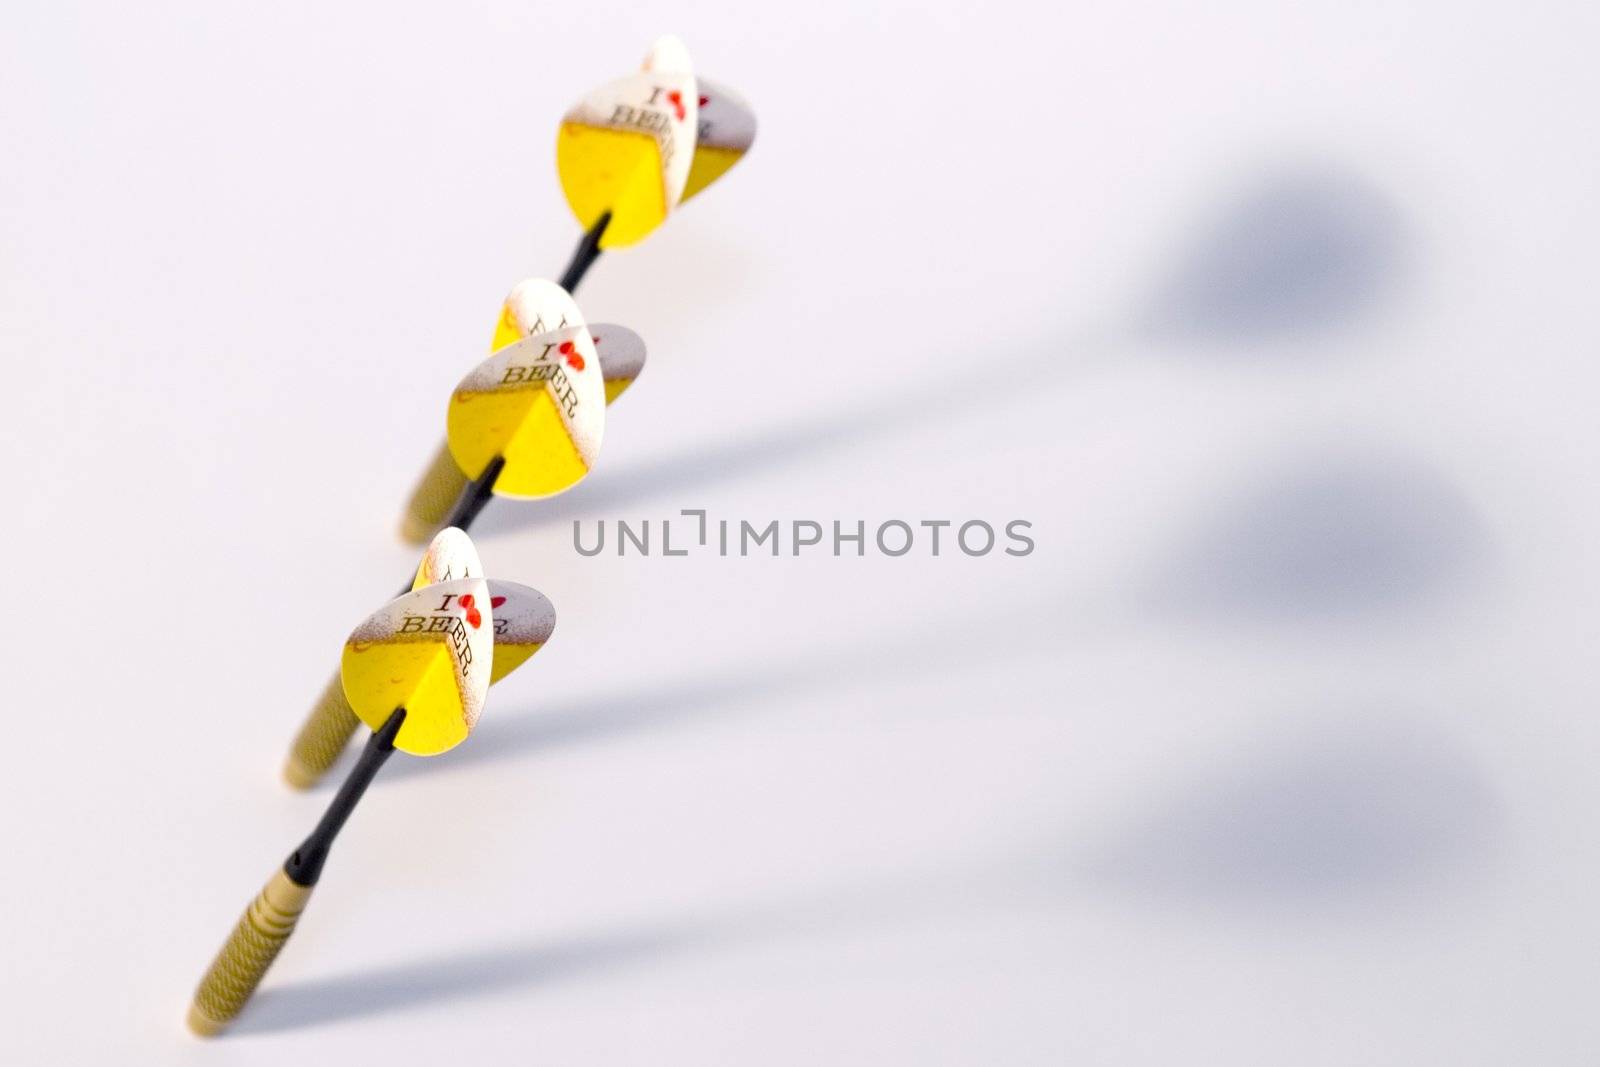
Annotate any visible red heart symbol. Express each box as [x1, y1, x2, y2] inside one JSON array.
[[459, 593, 482, 629], [699, 94, 709, 107], [491, 595, 507, 608], [666, 90, 685, 121], [559, 340, 585, 371]]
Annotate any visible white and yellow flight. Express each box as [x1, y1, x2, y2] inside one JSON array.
[[400, 36, 754, 542], [283, 527, 555, 785], [557, 34, 757, 248], [400, 280, 647, 543]]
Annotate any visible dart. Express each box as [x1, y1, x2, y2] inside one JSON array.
[[284, 526, 559, 787], [401, 32, 755, 542], [190, 562, 556, 1036]]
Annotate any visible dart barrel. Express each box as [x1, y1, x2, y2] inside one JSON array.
[[187, 868, 314, 1036], [282, 673, 362, 789], [400, 442, 469, 545]]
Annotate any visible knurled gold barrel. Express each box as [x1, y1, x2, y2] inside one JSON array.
[[400, 441, 468, 545], [187, 868, 314, 1036], [282, 672, 362, 789]]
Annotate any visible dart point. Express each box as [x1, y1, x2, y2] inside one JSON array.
[[399, 512, 440, 547], [281, 754, 319, 791], [186, 1003, 228, 1037]]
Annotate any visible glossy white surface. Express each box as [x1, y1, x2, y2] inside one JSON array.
[[3, 1, 1598, 1062]]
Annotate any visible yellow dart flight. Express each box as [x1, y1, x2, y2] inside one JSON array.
[[682, 77, 756, 203], [446, 324, 607, 499], [492, 277, 586, 352], [557, 35, 756, 248], [494, 278, 646, 399], [410, 527, 555, 684], [493, 278, 648, 401], [411, 524, 481, 587], [400, 281, 647, 543], [341, 578, 493, 756], [284, 528, 554, 786], [482, 579, 556, 684]]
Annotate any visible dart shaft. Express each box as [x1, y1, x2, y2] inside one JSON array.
[[439, 454, 505, 534], [559, 211, 611, 291], [285, 707, 406, 886]]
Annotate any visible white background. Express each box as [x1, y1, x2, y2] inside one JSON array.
[[4, 1, 1599, 1062]]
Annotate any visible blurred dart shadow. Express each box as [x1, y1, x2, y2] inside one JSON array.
[[468, 331, 1092, 535], [229, 842, 1058, 1035], [390, 448, 1490, 787], [1143, 448, 1488, 622], [241, 718, 1497, 1034], [375, 592, 1066, 784], [474, 161, 1408, 536], [229, 878, 948, 1035], [1141, 164, 1406, 346], [377, 670, 767, 783], [231, 924, 696, 1035], [1071, 719, 1500, 909]]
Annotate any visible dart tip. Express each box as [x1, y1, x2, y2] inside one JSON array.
[[186, 1002, 228, 1038], [281, 755, 320, 791]]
